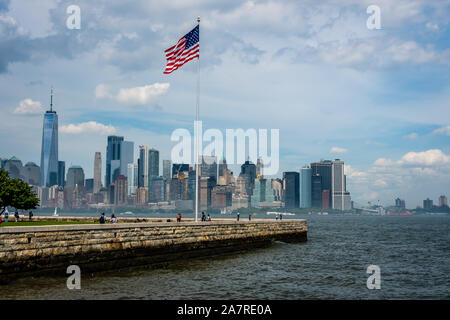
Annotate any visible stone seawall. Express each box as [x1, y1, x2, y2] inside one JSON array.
[[0, 219, 307, 282]]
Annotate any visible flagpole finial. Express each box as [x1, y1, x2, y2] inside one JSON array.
[[197, 17, 200, 23]]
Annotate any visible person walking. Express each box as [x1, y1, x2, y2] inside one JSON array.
[[280, 213, 283, 221], [110, 214, 117, 224], [14, 210, 19, 222], [99, 212, 106, 224], [177, 213, 182, 223], [248, 213, 252, 221], [29, 211, 33, 221]]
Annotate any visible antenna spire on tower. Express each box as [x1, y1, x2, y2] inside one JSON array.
[[50, 86, 54, 112]]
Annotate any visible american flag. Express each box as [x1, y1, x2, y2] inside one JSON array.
[[164, 25, 199, 74]]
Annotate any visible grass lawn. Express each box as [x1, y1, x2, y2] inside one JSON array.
[[0, 220, 97, 227]]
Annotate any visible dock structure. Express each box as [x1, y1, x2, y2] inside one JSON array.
[[0, 218, 307, 282]]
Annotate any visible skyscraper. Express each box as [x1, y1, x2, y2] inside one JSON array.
[[438, 195, 448, 207], [283, 172, 299, 209], [66, 165, 85, 189], [310, 160, 332, 207], [93, 152, 102, 194], [300, 166, 312, 208], [218, 157, 227, 177], [23, 162, 41, 186], [250, 178, 274, 207], [395, 198, 406, 208], [163, 160, 171, 180], [106, 136, 124, 187], [138, 145, 149, 189], [256, 158, 263, 177], [241, 159, 256, 196], [311, 174, 322, 208], [58, 161, 65, 187], [127, 163, 138, 196], [148, 148, 159, 183], [423, 198, 433, 210], [40, 89, 59, 187], [114, 175, 127, 206], [200, 155, 217, 181], [120, 141, 134, 178], [331, 159, 351, 211]]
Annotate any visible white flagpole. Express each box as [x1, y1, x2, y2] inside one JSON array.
[[195, 17, 200, 223]]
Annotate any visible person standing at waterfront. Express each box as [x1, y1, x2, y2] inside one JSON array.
[[99, 212, 106, 224], [177, 213, 182, 222], [237, 212, 240, 221], [207, 213, 211, 221], [201, 212, 206, 222], [14, 210, 19, 222], [110, 214, 117, 224], [280, 214, 283, 221], [28, 211, 33, 221], [249, 213, 252, 221]]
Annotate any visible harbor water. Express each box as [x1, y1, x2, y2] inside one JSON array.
[[1, 213, 449, 299]]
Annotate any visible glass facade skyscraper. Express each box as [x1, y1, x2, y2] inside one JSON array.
[[106, 136, 124, 187], [311, 160, 332, 207], [300, 166, 312, 208], [58, 161, 65, 187], [40, 92, 59, 187], [283, 171, 299, 209]]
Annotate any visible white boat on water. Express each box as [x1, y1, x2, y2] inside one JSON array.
[[120, 211, 133, 215], [266, 211, 295, 216], [53, 207, 59, 217]]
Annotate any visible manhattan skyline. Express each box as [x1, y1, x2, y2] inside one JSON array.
[[0, 0, 449, 207]]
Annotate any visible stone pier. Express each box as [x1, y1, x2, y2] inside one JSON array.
[[0, 218, 307, 283]]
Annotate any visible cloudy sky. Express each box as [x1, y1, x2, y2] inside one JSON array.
[[0, 0, 449, 207]]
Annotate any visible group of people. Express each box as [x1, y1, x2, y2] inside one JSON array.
[[235, 212, 253, 221], [99, 212, 117, 224], [0, 210, 33, 224], [201, 211, 211, 222]]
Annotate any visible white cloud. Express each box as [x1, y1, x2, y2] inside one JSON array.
[[432, 125, 450, 136], [330, 146, 348, 154], [60, 121, 117, 135], [116, 83, 170, 104], [374, 158, 395, 166], [95, 83, 112, 99], [404, 132, 419, 140], [374, 149, 450, 167], [426, 22, 439, 31], [12, 98, 44, 114], [96, 83, 170, 105], [399, 149, 450, 166]]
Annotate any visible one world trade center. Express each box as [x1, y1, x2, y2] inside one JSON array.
[[40, 88, 59, 187]]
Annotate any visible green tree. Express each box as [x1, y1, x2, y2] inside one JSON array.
[[0, 168, 39, 214]]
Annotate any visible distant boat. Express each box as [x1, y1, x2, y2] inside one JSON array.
[[267, 212, 295, 216], [53, 207, 59, 217], [385, 211, 412, 216], [120, 211, 133, 215]]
